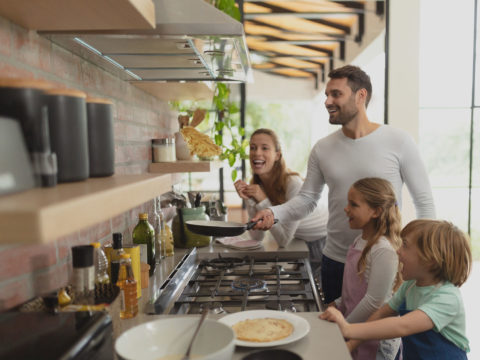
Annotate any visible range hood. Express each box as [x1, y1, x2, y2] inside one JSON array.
[[41, 0, 252, 82]]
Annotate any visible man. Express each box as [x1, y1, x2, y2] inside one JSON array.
[[251, 65, 436, 304]]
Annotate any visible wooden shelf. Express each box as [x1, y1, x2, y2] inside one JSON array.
[[0, 174, 172, 244], [131, 82, 214, 101], [0, 0, 155, 31], [149, 160, 223, 174]]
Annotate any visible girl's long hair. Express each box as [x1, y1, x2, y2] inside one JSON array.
[[353, 177, 403, 290], [250, 128, 299, 205]]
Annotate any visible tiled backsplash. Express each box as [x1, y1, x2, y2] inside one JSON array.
[[0, 16, 177, 311]]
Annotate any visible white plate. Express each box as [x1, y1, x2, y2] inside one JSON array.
[[218, 310, 310, 348]]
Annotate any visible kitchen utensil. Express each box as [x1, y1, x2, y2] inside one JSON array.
[[242, 349, 302, 360], [0, 117, 36, 196], [186, 219, 278, 237], [182, 305, 209, 360], [115, 317, 235, 360], [172, 207, 211, 248], [194, 192, 202, 207]]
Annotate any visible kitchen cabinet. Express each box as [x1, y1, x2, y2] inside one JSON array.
[[149, 160, 222, 174], [0, 174, 171, 244], [0, 0, 155, 31]]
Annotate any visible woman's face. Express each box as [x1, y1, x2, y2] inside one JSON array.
[[249, 133, 280, 177]]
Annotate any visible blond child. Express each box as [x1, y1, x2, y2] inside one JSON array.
[[320, 219, 472, 360], [334, 177, 402, 360]]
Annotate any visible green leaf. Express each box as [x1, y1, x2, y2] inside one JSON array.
[[231, 169, 238, 182], [215, 133, 223, 145], [228, 153, 235, 167]]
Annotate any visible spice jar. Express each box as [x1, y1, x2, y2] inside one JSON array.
[[152, 137, 175, 162]]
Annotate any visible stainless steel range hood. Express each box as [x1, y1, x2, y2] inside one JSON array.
[[41, 0, 252, 82]]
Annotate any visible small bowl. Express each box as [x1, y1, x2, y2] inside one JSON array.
[[115, 317, 235, 360], [242, 349, 302, 360]]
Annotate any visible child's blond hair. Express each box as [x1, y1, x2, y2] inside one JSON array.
[[401, 219, 472, 286]]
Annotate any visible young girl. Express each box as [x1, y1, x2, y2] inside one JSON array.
[[234, 128, 328, 280], [321, 219, 472, 360], [334, 177, 402, 360]]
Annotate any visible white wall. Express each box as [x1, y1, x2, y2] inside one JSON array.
[[388, 0, 421, 222]]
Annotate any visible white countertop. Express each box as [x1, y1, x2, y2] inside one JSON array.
[[112, 235, 351, 360]]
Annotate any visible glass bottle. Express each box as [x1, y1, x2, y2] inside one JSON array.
[[116, 253, 138, 319], [161, 210, 175, 257], [71, 245, 95, 305], [153, 197, 163, 263], [91, 242, 110, 284], [132, 213, 155, 276], [110, 233, 125, 284]]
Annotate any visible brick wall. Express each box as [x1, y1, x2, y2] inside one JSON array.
[[0, 16, 177, 311]]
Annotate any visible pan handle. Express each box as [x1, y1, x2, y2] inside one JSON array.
[[245, 218, 278, 230]]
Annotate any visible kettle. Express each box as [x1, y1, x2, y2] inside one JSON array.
[[172, 207, 212, 248]]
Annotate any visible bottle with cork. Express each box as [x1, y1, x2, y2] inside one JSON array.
[[160, 209, 174, 257], [116, 253, 138, 319]]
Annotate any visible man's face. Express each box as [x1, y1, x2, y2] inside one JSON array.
[[324, 77, 359, 125]]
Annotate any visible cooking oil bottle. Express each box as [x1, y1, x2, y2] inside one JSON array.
[[116, 253, 138, 319]]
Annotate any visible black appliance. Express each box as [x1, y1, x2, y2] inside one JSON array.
[[0, 311, 113, 360]]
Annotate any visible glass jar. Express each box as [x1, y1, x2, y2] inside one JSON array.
[[152, 137, 175, 162], [172, 207, 212, 248]]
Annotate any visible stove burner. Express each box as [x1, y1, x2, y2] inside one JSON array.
[[232, 278, 267, 292], [202, 257, 246, 271]]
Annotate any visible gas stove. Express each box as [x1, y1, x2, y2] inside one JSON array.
[[148, 248, 324, 315]]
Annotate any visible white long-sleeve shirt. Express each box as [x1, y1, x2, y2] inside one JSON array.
[[271, 125, 436, 262], [335, 235, 399, 323], [246, 175, 328, 247]]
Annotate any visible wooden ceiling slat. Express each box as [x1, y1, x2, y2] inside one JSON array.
[[251, 16, 346, 35]]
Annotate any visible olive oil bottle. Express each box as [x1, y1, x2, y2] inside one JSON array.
[[116, 253, 138, 319], [132, 213, 155, 276]]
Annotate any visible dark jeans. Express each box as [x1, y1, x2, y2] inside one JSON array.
[[321, 255, 345, 304]]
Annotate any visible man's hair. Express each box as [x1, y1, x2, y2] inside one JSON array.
[[401, 219, 472, 287], [328, 65, 372, 107]]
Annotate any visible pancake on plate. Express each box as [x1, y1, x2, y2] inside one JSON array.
[[232, 318, 294, 342]]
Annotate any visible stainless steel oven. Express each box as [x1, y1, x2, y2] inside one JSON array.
[[147, 248, 324, 315]]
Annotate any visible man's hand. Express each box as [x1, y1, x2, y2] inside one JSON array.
[[250, 209, 275, 230]]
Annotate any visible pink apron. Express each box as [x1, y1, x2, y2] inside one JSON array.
[[341, 239, 379, 360]]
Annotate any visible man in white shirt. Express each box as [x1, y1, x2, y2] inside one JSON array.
[[251, 65, 436, 304]]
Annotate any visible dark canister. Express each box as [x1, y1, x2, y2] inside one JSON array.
[[86, 97, 114, 177], [44, 88, 89, 182], [0, 78, 54, 186]]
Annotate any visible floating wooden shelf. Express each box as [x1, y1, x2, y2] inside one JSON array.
[[0, 174, 172, 244], [0, 0, 155, 31], [132, 82, 214, 101], [149, 160, 223, 174]]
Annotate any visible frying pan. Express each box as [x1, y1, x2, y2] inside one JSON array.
[[185, 219, 278, 237]]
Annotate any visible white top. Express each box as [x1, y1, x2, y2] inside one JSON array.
[[246, 175, 328, 247], [335, 235, 399, 323], [271, 125, 436, 262]]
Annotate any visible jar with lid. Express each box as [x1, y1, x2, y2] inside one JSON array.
[[71, 245, 95, 305], [151, 137, 175, 162]]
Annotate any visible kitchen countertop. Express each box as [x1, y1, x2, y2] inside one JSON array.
[[112, 235, 352, 360]]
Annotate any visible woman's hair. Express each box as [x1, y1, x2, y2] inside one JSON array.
[[249, 128, 299, 205], [352, 177, 402, 290], [401, 219, 472, 287]]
